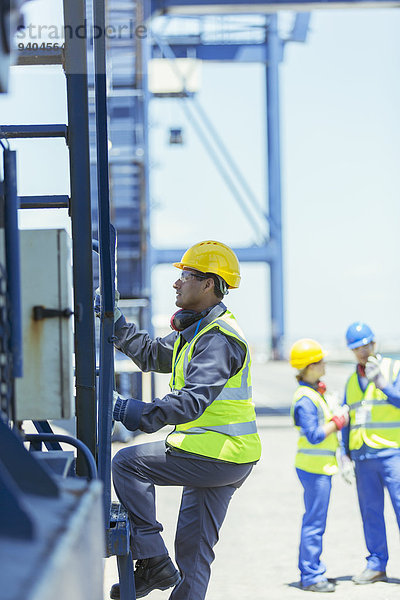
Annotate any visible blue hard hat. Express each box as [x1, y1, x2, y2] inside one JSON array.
[[345, 322, 375, 349]]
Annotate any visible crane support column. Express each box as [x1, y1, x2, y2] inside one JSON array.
[[266, 14, 284, 359]]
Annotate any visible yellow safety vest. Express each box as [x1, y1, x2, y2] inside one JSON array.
[[291, 386, 338, 475], [166, 310, 262, 464], [346, 358, 400, 450]]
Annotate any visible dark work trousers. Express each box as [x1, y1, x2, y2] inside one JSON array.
[[112, 440, 254, 600]]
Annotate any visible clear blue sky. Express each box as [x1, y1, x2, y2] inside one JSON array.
[[2, 3, 400, 354]]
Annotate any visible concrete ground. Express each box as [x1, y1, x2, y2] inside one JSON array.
[[103, 361, 400, 599]]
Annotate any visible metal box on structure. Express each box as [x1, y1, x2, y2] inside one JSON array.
[[15, 229, 74, 421]]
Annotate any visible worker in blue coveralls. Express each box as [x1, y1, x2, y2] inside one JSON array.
[[341, 322, 400, 585], [106, 241, 262, 600], [290, 339, 349, 593]]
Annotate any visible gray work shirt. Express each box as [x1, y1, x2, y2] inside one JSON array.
[[114, 302, 246, 434]]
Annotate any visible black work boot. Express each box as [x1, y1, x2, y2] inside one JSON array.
[[110, 555, 181, 599]]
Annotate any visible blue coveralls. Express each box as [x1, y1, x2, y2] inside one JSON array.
[[293, 384, 333, 587], [342, 366, 400, 571], [111, 302, 256, 600]]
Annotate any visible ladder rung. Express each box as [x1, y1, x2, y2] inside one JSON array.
[[0, 125, 67, 139], [16, 48, 63, 66], [19, 195, 69, 209]]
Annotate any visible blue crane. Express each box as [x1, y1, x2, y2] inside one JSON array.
[[149, 11, 310, 358]]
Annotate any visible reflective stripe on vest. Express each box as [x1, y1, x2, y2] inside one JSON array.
[[291, 386, 338, 476], [346, 358, 400, 450], [180, 421, 258, 436], [166, 310, 261, 464]]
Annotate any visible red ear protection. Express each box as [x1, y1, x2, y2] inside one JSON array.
[[317, 381, 326, 396], [170, 311, 180, 331], [170, 309, 203, 332], [357, 364, 366, 377]]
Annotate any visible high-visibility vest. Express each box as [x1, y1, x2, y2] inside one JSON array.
[[346, 358, 400, 451], [291, 386, 338, 475], [166, 310, 261, 464]]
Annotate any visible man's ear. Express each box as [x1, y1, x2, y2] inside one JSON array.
[[203, 277, 215, 293]]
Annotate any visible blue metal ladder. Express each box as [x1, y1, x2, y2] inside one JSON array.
[[1, 0, 136, 597]]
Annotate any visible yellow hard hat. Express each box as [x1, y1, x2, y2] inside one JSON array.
[[289, 338, 325, 370], [173, 240, 241, 288]]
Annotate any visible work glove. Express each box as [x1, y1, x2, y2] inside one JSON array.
[[365, 356, 387, 389], [112, 390, 127, 422], [112, 390, 144, 432], [330, 405, 349, 430], [94, 288, 122, 323], [340, 454, 355, 485]]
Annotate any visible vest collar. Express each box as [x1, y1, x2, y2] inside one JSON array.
[[180, 302, 227, 344], [298, 380, 319, 390]]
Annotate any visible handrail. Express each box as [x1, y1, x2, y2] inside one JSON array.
[[24, 433, 98, 481]]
